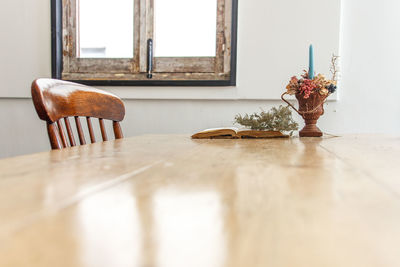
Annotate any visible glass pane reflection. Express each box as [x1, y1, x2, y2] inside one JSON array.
[[78, 0, 134, 58], [154, 0, 217, 57]]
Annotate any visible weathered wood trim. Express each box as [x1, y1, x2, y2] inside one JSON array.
[[69, 0, 77, 60], [133, 0, 141, 72], [224, 0, 232, 74], [66, 58, 133, 74], [63, 72, 229, 81], [147, 0, 154, 44], [154, 57, 215, 73], [62, 0, 77, 73], [66, 80, 235, 86], [215, 0, 226, 74], [139, 0, 146, 72], [139, 0, 153, 72], [62, 0, 70, 74], [76, 0, 80, 57]]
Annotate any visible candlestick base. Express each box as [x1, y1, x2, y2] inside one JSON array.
[[299, 121, 323, 137]]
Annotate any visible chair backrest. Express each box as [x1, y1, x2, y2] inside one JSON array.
[[32, 78, 125, 149]]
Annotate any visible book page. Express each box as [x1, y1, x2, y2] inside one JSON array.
[[197, 127, 239, 134]]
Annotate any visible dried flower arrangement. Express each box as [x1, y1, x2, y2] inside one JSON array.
[[285, 54, 339, 99], [234, 105, 299, 135], [282, 46, 340, 137]]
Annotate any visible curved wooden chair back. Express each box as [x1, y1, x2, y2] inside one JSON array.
[[32, 78, 125, 150]]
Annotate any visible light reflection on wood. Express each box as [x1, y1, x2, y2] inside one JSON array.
[[0, 135, 400, 267]]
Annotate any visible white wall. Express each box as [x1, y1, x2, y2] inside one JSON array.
[[1, 0, 400, 159], [329, 0, 400, 133]]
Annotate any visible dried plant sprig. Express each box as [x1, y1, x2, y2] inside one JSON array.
[[234, 105, 299, 135], [330, 54, 339, 81]]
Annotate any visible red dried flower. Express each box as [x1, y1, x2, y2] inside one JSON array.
[[299, 79, 317, 99]]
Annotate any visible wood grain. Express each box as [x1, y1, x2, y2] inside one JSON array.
[[154, 57, 215, 73], [31, 79, 125, 123], [0, 135, 400, 267]]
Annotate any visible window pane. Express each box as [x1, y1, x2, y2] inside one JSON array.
[[78, 0, 134, 58], [154, 0, 217, 57]]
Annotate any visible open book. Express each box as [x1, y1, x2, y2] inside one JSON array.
[[191, 127, 288, 139]]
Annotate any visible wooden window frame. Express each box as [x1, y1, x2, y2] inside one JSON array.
[[51, 0, 238, 86]]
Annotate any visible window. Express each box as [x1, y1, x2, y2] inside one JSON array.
[[51, 0, 238, 86]]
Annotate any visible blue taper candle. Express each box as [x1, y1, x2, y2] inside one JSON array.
[[309, 45, 314, 79]]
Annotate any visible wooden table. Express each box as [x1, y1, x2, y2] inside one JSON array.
[[1, 135, 400, 267]]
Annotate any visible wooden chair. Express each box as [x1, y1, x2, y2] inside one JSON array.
[[32, 78, 125, 150]]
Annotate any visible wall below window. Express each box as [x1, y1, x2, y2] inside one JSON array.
[[1, 0, 400, 158], [0, 97, 376, 158]]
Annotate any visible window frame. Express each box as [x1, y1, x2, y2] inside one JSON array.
[[51, 0, 238, 86]]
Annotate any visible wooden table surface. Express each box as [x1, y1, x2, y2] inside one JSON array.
[[1, 135, 400, 267]]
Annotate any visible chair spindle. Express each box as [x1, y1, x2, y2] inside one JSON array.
[[74, 116, 86, 145], [57, 120, 68, 148], [64, 117, 76, 147], [99, 118, 108, 141], [86, 117, 96, 143]]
